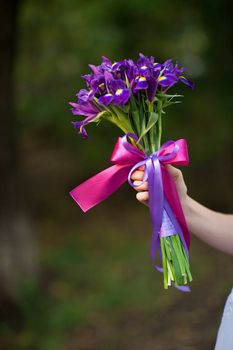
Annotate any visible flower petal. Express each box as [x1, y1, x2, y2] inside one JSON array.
[[98, 93, 114, 106], [134, 76, 148, 90], [76, 89, 94, 102], [179, 76, 195, 90], [69, 101, 99, 117], [158, 74, 178, 88], [114, 88, 130, 105]]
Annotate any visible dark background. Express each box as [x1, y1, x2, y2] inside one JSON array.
[[1, 0, 233, 349]]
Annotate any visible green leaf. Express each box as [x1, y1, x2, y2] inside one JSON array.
[[129, 95, 141, 134], [92, 110, 110, 123], [163, 100, 183, 108], [156, 93, 184, 99], [152, 96, 159, 103], [138, 111, 158, 141]]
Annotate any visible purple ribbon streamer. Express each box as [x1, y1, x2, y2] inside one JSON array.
[[124, 133, 190, 292]]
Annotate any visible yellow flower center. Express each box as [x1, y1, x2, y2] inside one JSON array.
[[115, 89, 123, 96], [158, 76, 166, 82]]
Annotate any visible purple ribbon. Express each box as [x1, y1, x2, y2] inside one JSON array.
[[125, 133, 190, 292]]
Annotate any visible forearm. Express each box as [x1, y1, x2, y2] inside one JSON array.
[[183, 196, 233, 255], [132, 165, 233, 254]]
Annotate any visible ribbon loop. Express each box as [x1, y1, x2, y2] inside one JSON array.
[[158, 142, 180, 162], [127, 159, 148, 188]]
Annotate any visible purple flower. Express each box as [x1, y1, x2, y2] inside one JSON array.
[[133, 53, 163, 101], [97, 72, 131, 106], [81, 74, 94, 87], [137, 53, 155, 70], [114, 88, 130, 105], [111, 61, 122, 72], [69, 53, 195, 138], [98, 93, 114, 106], [120, 59, 137, 86], [101, 56, 113, 71], [163, 59, 183, 76], [147, 76, 159, 102], [69, 101, 99, 118], [72, 119, 89, 139], [139, 65, 150, 75], [89, 76, 106, 95], [79, 54, 194, 103], [108, 78, 125, 93], [134, 76, 148, 90], [157, 73, 178, 88], [88, 63, 103, 75], [179, 76, 195, 90], [69, 101, 100, 138], [153, 62, 163, 71], [76, 89, 95, 102], [160, 59, 194, 91]]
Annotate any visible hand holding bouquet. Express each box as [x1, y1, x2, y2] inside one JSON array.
[[68, 53, 194, 291]]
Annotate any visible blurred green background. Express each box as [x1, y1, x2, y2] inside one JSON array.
[[1, 0, 233, 349]]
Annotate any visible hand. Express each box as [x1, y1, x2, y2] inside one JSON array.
[[131, 164, 233, 254], [131, 164, 188, 206]]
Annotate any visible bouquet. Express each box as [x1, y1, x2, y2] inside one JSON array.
[[69, 53, 194, 291]]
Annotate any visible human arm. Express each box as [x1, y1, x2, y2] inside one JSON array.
[[131, 165, 233, 255]]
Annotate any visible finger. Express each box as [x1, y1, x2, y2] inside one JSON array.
[[133, 180, 148, 191], [136, 191, 149, 204], [138, 165, 145, 171], [130, 170, 144, 181]]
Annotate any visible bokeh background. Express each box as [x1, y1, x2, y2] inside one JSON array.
[[1, 0, 233, 349]]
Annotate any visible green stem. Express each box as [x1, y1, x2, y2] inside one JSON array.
[[147, 101, 156, 153], [140, 95, 150, 154], [109, 106, 134, 134], [160, 238, 168, 289], [157, 99, 162, 149]]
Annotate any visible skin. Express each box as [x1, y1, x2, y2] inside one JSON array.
[[131, 165, 233, 255]]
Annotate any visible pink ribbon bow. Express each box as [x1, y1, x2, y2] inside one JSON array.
[[70, 135, 190, 249]]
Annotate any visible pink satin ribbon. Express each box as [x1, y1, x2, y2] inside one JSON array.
[[70, 135, 190, 249]]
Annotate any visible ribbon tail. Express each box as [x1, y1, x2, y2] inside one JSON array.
[[161, 165, 191, 249], [163, 197, 189, 256], [70, 164, 131, 212], [147, 157, 164, 270], [173, 283, 191, 292]]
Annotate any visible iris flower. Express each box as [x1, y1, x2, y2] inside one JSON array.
[[69, 53, 194, 137], [69, 101, 100, 138]]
